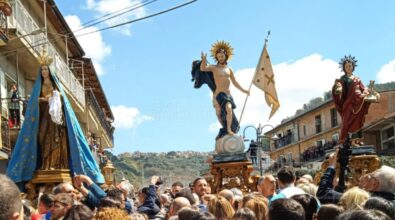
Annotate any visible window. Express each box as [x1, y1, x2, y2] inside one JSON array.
[[330, 108, 338, 127], [381, 125, 395, 150], [303, 125, 306, 136], [315, 115, 322, 134]]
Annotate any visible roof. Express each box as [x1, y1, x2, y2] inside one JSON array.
[[37, 0, 85, 58]]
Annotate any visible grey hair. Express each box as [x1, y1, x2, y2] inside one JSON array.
[[372, 165, 395, 193]]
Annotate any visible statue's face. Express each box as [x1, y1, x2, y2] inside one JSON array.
[[344, 62, 354, 75], [41, 65, 49, 78], [216, 52, 226, 64]]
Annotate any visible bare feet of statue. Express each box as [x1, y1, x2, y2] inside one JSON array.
[[227, 130, 235, 136]]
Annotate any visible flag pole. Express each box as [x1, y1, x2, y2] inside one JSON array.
[[238, 31, 271, 126]]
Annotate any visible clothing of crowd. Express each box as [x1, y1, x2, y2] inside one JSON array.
[[1, 147, 395, 220]]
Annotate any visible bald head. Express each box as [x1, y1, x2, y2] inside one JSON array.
[[171, 197, 191, 216], [219, 189, 235, 204]]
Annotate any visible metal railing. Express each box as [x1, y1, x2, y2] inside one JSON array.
[[86, 89, 114, 145], [8, 0, 85, 106]]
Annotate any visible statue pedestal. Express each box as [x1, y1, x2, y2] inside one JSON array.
[[209, 160, 258, 193], [31, 169, 72, 184]]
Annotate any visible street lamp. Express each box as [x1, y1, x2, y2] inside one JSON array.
[[243, 124, 276, 175]]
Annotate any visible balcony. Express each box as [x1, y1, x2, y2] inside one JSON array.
[[7, 0, 85, 107], [273, 133, 294, 149], [86, 89, 114, 146]]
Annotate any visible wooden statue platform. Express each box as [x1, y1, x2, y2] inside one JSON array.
[[208, 160, 259, 193], [31, 169, 72, 183]]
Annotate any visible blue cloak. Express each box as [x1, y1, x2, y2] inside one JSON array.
[[6, 67, 104, 184]]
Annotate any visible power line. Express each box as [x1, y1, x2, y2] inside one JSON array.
[[75, 0, 197, 37], [0, 0, 198, 58], [74, 0, 160, 34]]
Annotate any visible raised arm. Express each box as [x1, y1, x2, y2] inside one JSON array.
[[230, 69, 249, 95], [200, 52, 213, 72]]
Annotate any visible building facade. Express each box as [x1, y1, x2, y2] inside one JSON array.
[[0, 0, 114, 172], [266, 89, 395, 169]]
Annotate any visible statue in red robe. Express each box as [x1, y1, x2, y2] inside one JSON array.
[[332, 55, 380, 145]]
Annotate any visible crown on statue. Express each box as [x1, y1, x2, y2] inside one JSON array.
[[339, 55, 357, 70], [37, 49, 53, 66], [210, 40, 234, 61]]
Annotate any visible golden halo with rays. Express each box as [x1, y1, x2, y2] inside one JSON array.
[[37, 49, 53, 66], [210, 40, 234, 61]]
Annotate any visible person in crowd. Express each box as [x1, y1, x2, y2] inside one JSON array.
[[364, 197, 395, 219], [269, 198, 305, 220], [167, 197, 191, 220], [93, 207, 129, 220], [291, 194, 319, 220], [31, 193, 54, 220], [171, 182, 184, 199], [137, 176, 161, 218], [175, 188, 197, 206], [63, 204, 93, 220], [0, 174, 23, 220], [242, 197, 268, 220], [219, 189, 235, 207], [296, 182, 318, 197], [270, 167, 305, 202], [207, 196, 234, 220], [73, 174, 106, 209], [51, 193, 74, 220], [177, 207, 200, 220], [257, 174, 277, 200], [230, 188, 243, 211], [314, 204, 343, 220], [129, 212, 149, 220], [359, 165, 395, 203], [316, 148, 343, 204], [338, 186, 370, 211], [336, 209, 392, 220], [8, 83, 20, 128], [192, 177, 210, 211], [233, 208, 257, 220]]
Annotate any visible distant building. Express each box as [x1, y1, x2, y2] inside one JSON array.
[[265, 88, 395, 170]]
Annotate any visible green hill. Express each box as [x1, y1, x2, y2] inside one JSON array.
[[105, 151, 211, 189]]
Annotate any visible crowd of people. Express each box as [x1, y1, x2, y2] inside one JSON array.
[[301, 141, 338, 162], [1, 147, 395, 220]]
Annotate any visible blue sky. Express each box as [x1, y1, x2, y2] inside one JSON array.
[[56, 0, 395, 154]]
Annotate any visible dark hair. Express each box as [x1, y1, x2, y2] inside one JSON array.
[[0, 174, 22, 220], [316, 204, 343, 220], [39, 193, 54, 209], [277, 166, 295, 185], [175, 188, 196, 204], [106, 188, 124, 203], [336, 209, 392, 220], [172, 181, 184, 188], [63, 204, 93, 220], [139, 187, 149, 195], [178, 207, 200, 220], [234, 207, 257, 220], [291, 194, 318, 220], [192, 177, 206, 187], [364, 197, 395, 219], [39, 65, 56, 88], [99, 197, 121, 209], [196, 212, 217, 220], [269, 198, 305, 220]]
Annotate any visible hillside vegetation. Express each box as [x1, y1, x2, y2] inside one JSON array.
[[105, 151, 211, 189]]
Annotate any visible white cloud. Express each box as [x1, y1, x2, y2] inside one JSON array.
[[376, 59, 395, 83], [85, 0, 147, 36], [208, 54, 341, 131], [65, 15, 111, 75], [111, 105, 153, 129]]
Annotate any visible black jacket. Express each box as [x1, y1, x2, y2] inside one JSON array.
[[316, 167, 343, 204]]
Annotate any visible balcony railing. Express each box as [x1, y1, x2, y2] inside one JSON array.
[[8, 0, 85, 106], [86, 90, 114, 145]]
